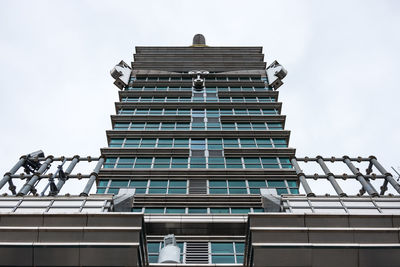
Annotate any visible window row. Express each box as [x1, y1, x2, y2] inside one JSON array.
[[113, 122, 283, 131], [132, 207, 264, 214], [103, 157, 292, 169], [96, 179, 298, 195], [133, 76, 262, 81], [126, 86, 271, 92], [148, 241, 244, 264], [117, 108, 279, 116], [0, 199, 111, 213], [284, 198, 400, 215], [108, 137, 287, 148], [121, 96, 276, 103]]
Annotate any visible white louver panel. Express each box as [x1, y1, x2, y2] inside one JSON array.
[[189, 179, 207, 194], [184, 242, 209, 264]]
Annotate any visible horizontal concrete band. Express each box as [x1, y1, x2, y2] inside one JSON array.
[[252, 242, 400, 248], [0, 226, 142, 230], [0, 242, 140, 247], [250, 227, 400, 231]]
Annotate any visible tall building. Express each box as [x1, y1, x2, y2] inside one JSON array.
[[1, 34, 400, 267]]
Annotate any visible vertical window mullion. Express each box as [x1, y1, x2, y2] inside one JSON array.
[[208, 241, 211, 264], [233, 241, 237, 264]]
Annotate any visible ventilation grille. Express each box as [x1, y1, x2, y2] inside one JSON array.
[[209, 150, 223, 157], [189, 180, 207, 194], [185, 242, 209, 264], [207, 117, 220, 123], [191, 151, 205, 157], [192, 117, 204, 123]]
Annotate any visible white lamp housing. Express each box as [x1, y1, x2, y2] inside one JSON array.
[[158, 234, 181, 263]]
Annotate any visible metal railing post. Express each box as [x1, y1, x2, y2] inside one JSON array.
[[343, 156, 378, 197], [290, 158, 315, 196], [17, 156, 53, 196], [80, 157, 105, 196], [56, 155, 80, 193], [369, 156, 400, 195], [0, 156, 26, 194], [316, 156, 346, 196]]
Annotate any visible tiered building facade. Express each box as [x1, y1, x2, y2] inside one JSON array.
[[1, 34, 400, 267]]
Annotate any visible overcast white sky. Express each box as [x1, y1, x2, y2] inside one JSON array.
[[0, 0, 399, 195]]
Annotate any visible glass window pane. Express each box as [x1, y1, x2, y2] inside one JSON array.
[[226, 158, 242, 168], [261, 157, 279, 168], [147, 243, 160, 253], [107, 188, 119, 194], [145, 208, 164, 214], [168, 188, 186, 194], [229, 188, 247, 194], [248, 180, 267, 187], [251, 123, 265, 130], [174, 139, 189, 147], [212, 255, 235, 263], [117, 158, 135, 168], [154, 157, 171, 168], [141, 139, 157, 147], [134, 157, 152, 168], [150, 180, 168, 187], [158, 138, 173, 147], [235, 242, 245, 253], [110, 138, 124, 145], [236, 255, 244, 263], [224, 139, 239, 147], [125, 138, 140, 147], [96, 188, 106, 194], [130, 180, 148, 187], [276, 188, 288, 195], [110, 180, 129, 187], [249, 188, 260, 194], [268, 180, 285, 187], [148, 188, 167, 194], [131, 207, 143, 212], [290, 188, 300, 194], [211, 242, 234, 253], [209, 180, 227, 187], [172, 157, 188, 168], [240, 138, 256, 147], [244, 157, 261, 168], [131, 123, 145, 129], [256, 139, 272, 147], [169, 180, 187, 187], [228, 180, 246, 187], [135, 188, 147, 194], [188, 208, 207, 213], [209, 188, 228, 194], [210, 208, 229, 214], [165, 208, 185, 214], [231, 208, 250, 213], [252, 208, 265, 213], [98, 180, 109, 187]]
